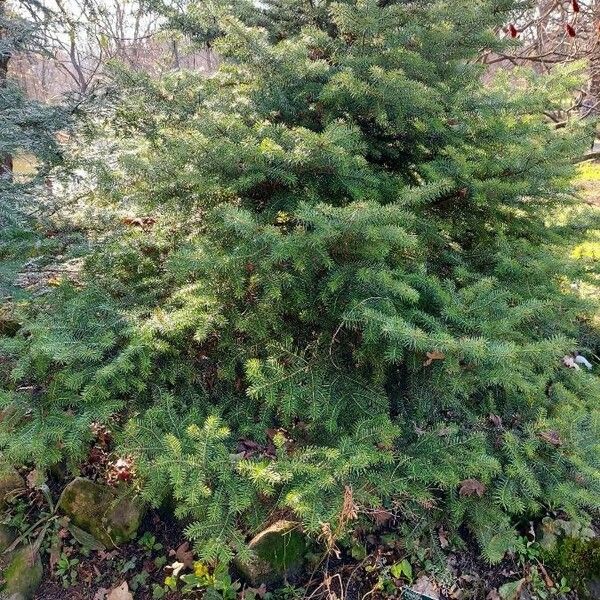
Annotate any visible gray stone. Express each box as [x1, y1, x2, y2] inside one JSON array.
[[587, 579, 600, 599], [58, 477, 144, 548]]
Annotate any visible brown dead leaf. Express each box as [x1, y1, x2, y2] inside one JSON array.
[[411, 575, 440, 598], [107, 582, 133, 600], [173, 541, 194, 569], [489, 414, 502, 428], [339, 485, 358, 528], [423, 351, 445, 367], [438, 527, 449, 549], [372, 508, 393, 526], [539, 430, 562, 446], [121, 216, 156, 229], [97, 549, 118, 561], [538, 563, 554, 588], [93, 588, 108, 600], [486, 590, 501, 600], [459, 479, 486, 497], [26, 469, 45, 489]]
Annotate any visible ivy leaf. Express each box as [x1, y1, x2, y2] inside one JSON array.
[[390, 558, 412, 581]]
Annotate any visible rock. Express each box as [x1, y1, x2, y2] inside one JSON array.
[[0, 469, 25, 509], [587, 579, 600, 599], [0, 525, 16, 553], [0, 544, 42, 599], [235, 520, 307, 586], [57, 477, 144, 548]]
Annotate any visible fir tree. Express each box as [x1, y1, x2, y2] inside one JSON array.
[[1, 0, 599, 567], [0, 1, 68, 298]]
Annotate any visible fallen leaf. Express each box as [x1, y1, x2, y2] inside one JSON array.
[[26, 469, 45, 489], [174, 541, 194, 569], [498, 578, 526, 600], [170, 560, 185, 576], [423, 351, 445, 367], [438, 527, 449, 549], [68, 523, 105, 551], [372, 508, 393, 526], [411, 574, 440, 598], [93, 588, 108, 600], [538, 563, 554, 588], [489, 414, 502, 428], [459, 479, 486, 497], [486, 590, 501, 600], [539, 430, 562, 446], [107, 582, 133, 600]]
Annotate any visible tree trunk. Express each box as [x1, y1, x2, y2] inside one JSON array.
[[585, 0, 600, 118], [0, 0, 13, 179]]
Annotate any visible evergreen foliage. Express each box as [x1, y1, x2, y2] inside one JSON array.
[[1, 0, 599, 567]]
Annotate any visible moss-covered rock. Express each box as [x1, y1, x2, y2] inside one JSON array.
[[0, 469, 24, 509], [0, 544, 42, 599], [0, 526, 16, 554], [235, 520, 307, 586], [544, 536, 600, 599], [57, 477, 144, 548]]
